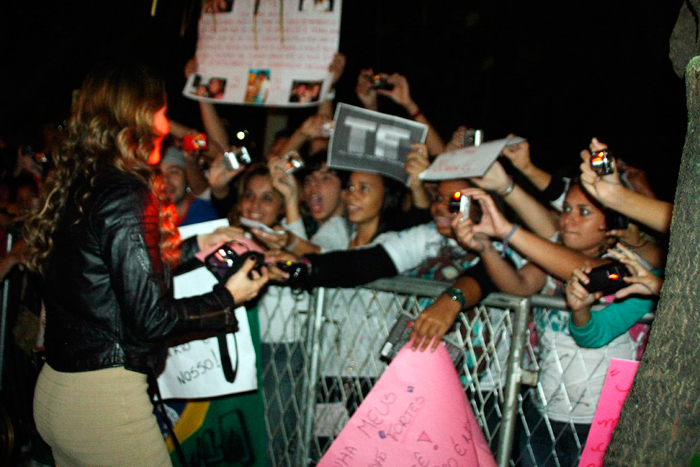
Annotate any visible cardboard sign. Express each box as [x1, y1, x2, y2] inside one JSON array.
[[419, 139, 508, 181], [156, 219, 258, 399], [327, 103, 428, 184], [318, 342, 496, 467], [579, 358, 639, 467], [184, 0, 341, 107]]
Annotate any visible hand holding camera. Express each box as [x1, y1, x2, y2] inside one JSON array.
[[579, 137, 625, 207], [606, 243, 663, 298], [223, 256, 269, 304]]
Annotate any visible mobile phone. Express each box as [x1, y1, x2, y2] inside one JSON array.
[[583, 261, 630, 295], [223, 147, 252, 171], [239, 217, 284, 236], [590, 149, 614, 175], [183, 133, 208, 151]]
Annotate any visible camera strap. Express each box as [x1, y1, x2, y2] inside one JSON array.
[[148, 370, 187, 466], [216, 331, 239, 383]]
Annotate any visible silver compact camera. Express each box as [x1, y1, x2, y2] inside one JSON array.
[[282, 150, 304, 174], [223, 147, 252, 171]]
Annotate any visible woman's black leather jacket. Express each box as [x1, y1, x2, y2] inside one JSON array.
[[43, 167, 235, 374]]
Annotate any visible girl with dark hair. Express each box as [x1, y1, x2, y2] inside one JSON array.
[[345, 170, 405, 248], [24, 63, 268, 466]]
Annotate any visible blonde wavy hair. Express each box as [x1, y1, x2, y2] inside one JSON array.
[[23, 63, 180, 274]]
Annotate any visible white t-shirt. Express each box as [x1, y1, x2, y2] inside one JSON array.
[[284, 216, 350, 253]]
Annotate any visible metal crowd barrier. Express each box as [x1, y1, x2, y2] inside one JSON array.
[[258, 276, 654, 467]]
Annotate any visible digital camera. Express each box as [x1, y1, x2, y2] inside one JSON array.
[[583, 261, 630, 295], [448, 191, 471, 217], [183, 133, 208, 151], [223, 147, 252, 171], [462, 129, 483, 147], [204, 244, 265, 282], [590, 149, 614, 175], [367, 74, 394, 91], [282, 150, 305, 174]]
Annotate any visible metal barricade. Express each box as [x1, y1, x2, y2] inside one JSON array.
[[259, 279, 652, 467]]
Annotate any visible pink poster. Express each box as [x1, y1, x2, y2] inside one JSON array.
[[579, 358, 639, 467], [318, 342, 496, 467]]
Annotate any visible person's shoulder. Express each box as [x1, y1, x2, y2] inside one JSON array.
[[90, 167, 152, 221]]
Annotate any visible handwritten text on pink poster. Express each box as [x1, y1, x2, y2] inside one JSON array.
[[318, 343, 496, 467], [579, 358, 639, 467]]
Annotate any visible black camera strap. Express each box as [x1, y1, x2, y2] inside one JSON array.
[[217, 331, 239, 383], [148, 370, 187, 467]]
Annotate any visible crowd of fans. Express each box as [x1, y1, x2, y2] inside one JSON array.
[[0, 52, 672, 466]]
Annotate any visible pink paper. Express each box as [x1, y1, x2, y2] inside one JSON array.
[[318, 342, 496, 467], [579, 358, 639, 467]]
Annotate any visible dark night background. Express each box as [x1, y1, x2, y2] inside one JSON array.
[[0, 0, 687, 200]]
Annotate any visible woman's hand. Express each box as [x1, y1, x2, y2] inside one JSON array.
[[356, 69, 378, 110], [579, 137, 625, 207], [250, 226, 290, 250], [329, 52, 346, 86], [445, 126, 468, 152], [198, 226, 246, 251], [267, 156, 300, 204], [501, 134, 531, 172], [565, 266, 601, 316], [208, 152, 245, 195], [460, 187, 513, 239], [607, 243, 663, 298], [470, 160, 511, 192], [409, 300, 460, 352], [450, 217, 492, 254], [224, 258, 269, 303], [379, 73, 415, 111]]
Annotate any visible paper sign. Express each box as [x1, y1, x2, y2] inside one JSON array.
[[318, 342, 496, 467], [156, 219, 258, 399], [184, 0, 341, 107], [327, 103, 428, 184], [579, 358, 639, 467], [419, 139, 509, 181]]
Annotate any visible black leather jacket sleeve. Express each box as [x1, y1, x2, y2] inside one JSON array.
[[94, 179, 236, 342]]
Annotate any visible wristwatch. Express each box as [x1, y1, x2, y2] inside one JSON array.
[[445, 287, 466, 310]]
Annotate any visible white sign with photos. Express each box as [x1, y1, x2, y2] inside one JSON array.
[[327, 103, 428, 184], [419, 139, 509, 181], [183, 0, 342, 107], [157, 219, 258, 400]]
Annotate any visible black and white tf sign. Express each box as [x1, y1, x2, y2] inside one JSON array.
[[328, 103, 428, 184]]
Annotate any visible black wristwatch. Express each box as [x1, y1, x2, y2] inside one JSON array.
[[445, 287, 466, 310]]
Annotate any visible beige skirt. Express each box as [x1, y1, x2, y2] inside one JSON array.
[[34, 364, 172, 467]]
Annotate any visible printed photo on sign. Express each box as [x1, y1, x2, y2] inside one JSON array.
[[204, 0, 235, 13], [188, 74, 227, 100], [299, 0, 334, 12], [328, 103, 427, 184], [244, 69, 271, 104], [289, 80, 323, 103]]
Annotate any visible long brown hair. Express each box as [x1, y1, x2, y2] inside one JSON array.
[[23, 63, 180, 274]]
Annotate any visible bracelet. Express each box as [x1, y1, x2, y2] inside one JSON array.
[[444, 287, 466, 310], [502, 223, 519, 258], [409, 108, 422, 120], [498, 176, 515, 197]]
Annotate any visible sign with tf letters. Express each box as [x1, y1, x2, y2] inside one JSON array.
[[328, 103, 428, 184], [579, 358, 639, 467], [419, 139, 509, 181], [318, 342, 496, 467]]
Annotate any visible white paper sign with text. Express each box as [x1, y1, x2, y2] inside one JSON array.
[[184, 0, 341, 107], [419, 139, 508, 181]]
